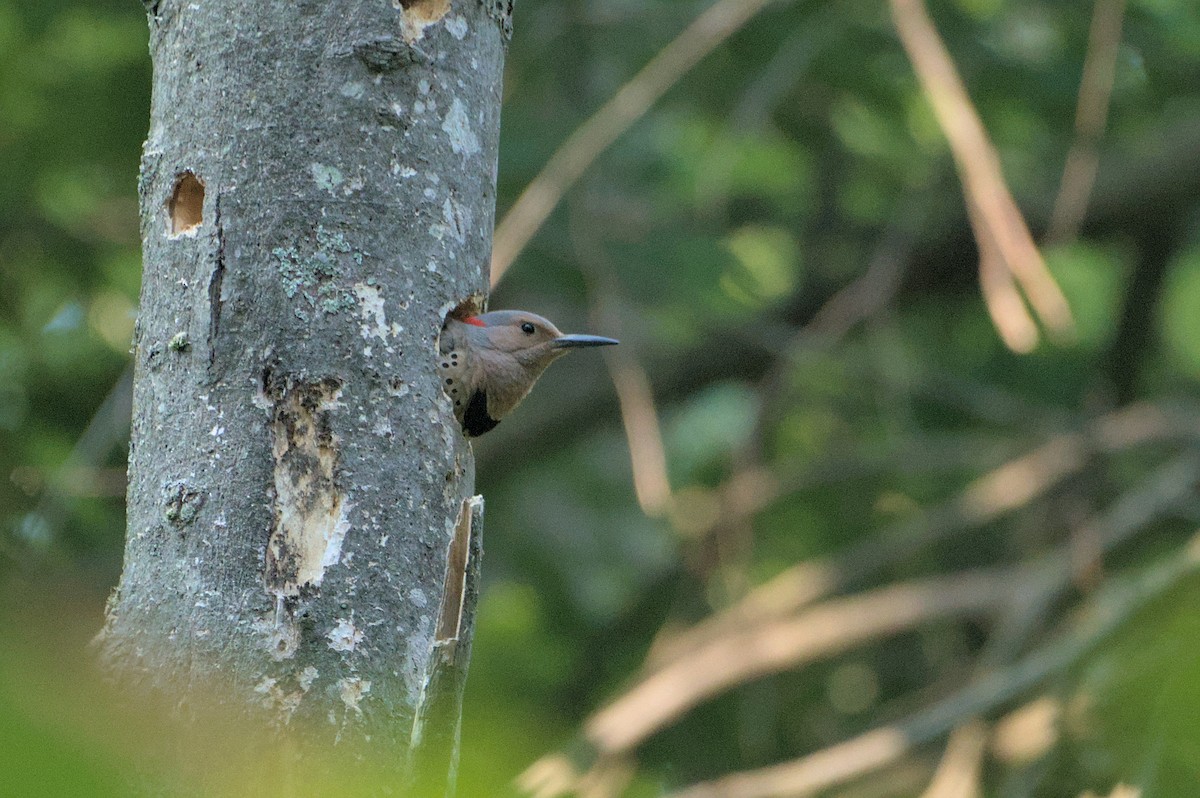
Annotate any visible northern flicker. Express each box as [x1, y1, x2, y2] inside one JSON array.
[[438, 310, 618, 437]]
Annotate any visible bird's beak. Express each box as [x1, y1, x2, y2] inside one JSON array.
[[552, 334, 619, 349]]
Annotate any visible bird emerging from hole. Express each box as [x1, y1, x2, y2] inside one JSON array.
[[439, 310, 618, 437]]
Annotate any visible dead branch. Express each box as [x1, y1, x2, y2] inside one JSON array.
[[1047, 0, 1128, 244], [667, 535, 1200, 797], [606, 350, 674, 519], [518, 569, 1012, 798], [918, 721, 988, 798], [531, 448, 1198, 787], [650, 402, 1194, 666], [889, 0, 1074, 349], [585, 570, 1011, 756]]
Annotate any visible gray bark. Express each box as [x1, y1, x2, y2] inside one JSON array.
[[99, 0, 510, 790]]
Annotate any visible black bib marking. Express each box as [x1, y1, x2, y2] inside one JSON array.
[[462, 390, 499, 437]]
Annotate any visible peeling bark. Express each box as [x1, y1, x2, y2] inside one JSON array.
[[99, 0, 506, 789], [409, 496, 484, 795]]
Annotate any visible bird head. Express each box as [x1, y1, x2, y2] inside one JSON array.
[[441, 309, 618, 436], [467, 310, 618, 367]]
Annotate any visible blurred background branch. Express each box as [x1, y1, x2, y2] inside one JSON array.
[[669, 534, 1200, 797], [1046, 0, 1128, 245], [890, 0, 1073, 352]]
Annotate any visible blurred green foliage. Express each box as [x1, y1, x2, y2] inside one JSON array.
[[4, 0, 1200, 795], [0, 0, 143, 567]]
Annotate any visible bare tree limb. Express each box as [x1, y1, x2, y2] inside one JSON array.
[[584, 570, 1011, 757], [889, 0, 1074, 349], [650, 402, 1194, 667], [917, 451, 1200, 794], [571, 199, 675, 521], [606, 351, 674, 519], [518, 569, 1011, 798], [1046, 0, 1128, 244], [919, 721, 988, 798], [992, 451, 1200, 659], [519, 447, 1198, 796], [667, 535, 1200, 798]]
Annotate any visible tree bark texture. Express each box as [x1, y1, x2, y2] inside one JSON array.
[[99, 0, 511, 785]]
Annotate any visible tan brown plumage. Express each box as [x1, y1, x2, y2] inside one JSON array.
[[438, 310, 618, 437]]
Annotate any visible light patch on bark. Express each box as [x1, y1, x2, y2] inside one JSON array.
[[264, 375, 352, 596], [354, 283, 389, 343], [255, 609, 302, 661], [298, 665, 320, 692], [430, 197, 467, 245], [441, 98, 480, 156], [254, 675, 306, 723], [338, 677, 372, 714], [406, 495, 483, 785], [327, 617, 364, 652], [403, 613, 435, 698], [310, 161, 345, 193], [273, 227, 362, 319], [445, 15, 468, 39], [373, 416, 394, 437], [393, 0, 451, 44], [353, 282, 404, 347]]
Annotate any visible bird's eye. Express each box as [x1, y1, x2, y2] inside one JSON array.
[[521, 322, 535, 335]]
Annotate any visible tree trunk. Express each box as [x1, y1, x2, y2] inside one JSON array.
[[98, 0, 510, 791]]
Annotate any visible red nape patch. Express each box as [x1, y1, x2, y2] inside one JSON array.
[[464, 316, 487, 327]]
